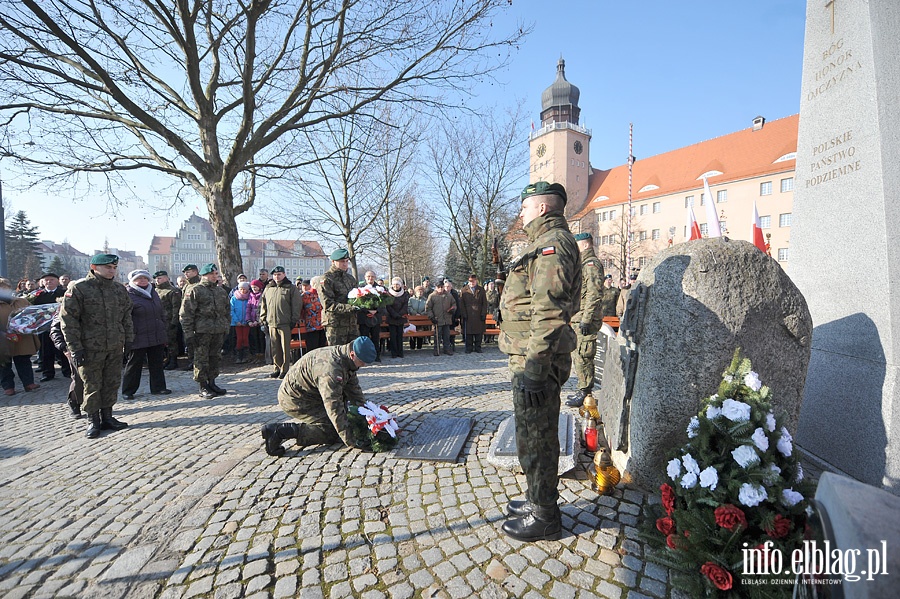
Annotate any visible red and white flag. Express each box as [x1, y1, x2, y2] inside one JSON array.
[[687, 205, 702, 241], [703, 175, 722, 237], [751, 201, 766, 252]]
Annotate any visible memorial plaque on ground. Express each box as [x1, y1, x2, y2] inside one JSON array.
[[391, 416, 473, 462], [487, 414, 576, 475]]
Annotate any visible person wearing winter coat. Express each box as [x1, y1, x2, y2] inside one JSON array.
[[0, 278, 40, 396], [122, 270, 171, 398], [230, 282, 252, 364], [385, 277, 409, 359]]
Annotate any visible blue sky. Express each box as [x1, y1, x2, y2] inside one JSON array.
[[11, 0, 806, 267]]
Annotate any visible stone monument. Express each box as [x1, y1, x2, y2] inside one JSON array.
[[597, 238, 812, 488], [791, 0, 900, 492]]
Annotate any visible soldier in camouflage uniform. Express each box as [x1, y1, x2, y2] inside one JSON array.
[[154, 270, 182, 370], [260, 336, 377, 456], [179, 264, 201, 370], [499, 182, 581, 542], [320, 248, 361, 346], [566, 232, 606, 408], [60, 254, 134, 439], [600, 275, 620, 318], [179, 263, 230, 398]]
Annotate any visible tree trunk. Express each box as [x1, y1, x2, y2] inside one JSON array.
[[205, 184, 244, 288]]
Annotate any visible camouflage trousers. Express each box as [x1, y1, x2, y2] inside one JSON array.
[[277, 388, 342, 446], [79, 349, 124, 414], [326, 322, 358, 347], [508, 352, 572, 507], [192, 332, 225, 385], [573, 329, 598, 392]]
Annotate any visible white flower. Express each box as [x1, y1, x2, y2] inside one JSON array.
[[732, 445, 760, 468], [795, 463, 804, 482], [777, 426, 793, 457], [765, 412, 776, 432], [710, 394, 719, 402], [682, 453, 700, 475], [744, 371, 762, 391], [738, 483, 768, 507], [805, 505, 815, 517], [751, 427, 770, 452], [768, 463, 782, 476], [723, 374, 733, 383], [782, 488, 804, 507], [721, 398, 751, 422], [699, 466, 719, 491], [706, 405, 722, 420], [667, 458, 682, 481], [681, 471, 698, 489], [686, 416, 699, 438]]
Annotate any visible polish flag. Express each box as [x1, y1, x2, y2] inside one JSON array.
[[751, 201, 766, 252], [687, 205, 702, 240], [703, 175, 722, 237]]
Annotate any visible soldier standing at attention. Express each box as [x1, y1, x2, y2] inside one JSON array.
[[566, 232, 605, 408], [179, 264, 230, 399], [320, 248, 360, 346], [499, 182, 580, 542], [154, 271, 182, 370], [261, 336, 377, 456], [60, 254, 134, 439], [260, 265, 302, 379]]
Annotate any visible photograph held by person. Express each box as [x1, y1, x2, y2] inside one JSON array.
[[259, 266, 302, 379], [320, 249, 360, 347], [385, 277, 409, 358], [499, 181, 580, 542], [0, 278, 41, 396], [460, 274, 488, 353], [153, 270, 182, 370], [179, 263, 231, 399], [122, 269, 171, 399], [33, 272, 70, 382], [60, 254, 134, 439], [261, 336, 377, 457]]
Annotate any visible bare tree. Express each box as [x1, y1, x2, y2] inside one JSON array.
[[594, 209, 661, 279], [0, 0, 527, 283], [391, 192, 437, 286]]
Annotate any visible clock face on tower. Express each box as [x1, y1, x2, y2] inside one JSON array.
[[573, 140, 583, 155], [536, 143, 546, 158]]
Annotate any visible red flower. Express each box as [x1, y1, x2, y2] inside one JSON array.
[[765, 514, 792, 539], [660, 483, 675, 516], [684, 529, 691, 538], [701, 562, 733, 591], [656, 517, 674, 536], [714, 504, 747, 531]]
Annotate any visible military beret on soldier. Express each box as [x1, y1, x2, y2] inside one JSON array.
[[520, 181, 567, 205], [182, 264, 198, 273], [330, 248, 350, 261], [271, 265, 286, 273], [90, 253, 119, 266], [198, 263, 218, 275], [574, 232, 592, 241], [153, 270, 168, 278]]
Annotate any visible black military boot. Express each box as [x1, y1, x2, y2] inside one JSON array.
[[199, 382, 217, 399], [506, 500, 535, 517], [565, 389, 586, 408], [208, 380, 228, 395], [86, 412, 102, 438], [67, 398, 84, 419], [100, 407, 129, 430], [261, 423, 301, 457], [501, 504, 562, 542]]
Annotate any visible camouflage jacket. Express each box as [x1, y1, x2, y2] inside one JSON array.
[[499, 212, 581, 381], [573, 247, 605, 329], [601, 286, 620, 318], [60, 271, 134, 355], [320, 265, 358, 327], [260, 280, 302, 328], [156, 281, 182, 328], [179, 280, 230, 337], [279, 344, 366, 447]]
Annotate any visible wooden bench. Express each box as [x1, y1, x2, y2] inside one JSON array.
[[379, 314, 458, 342], [602, 316, 620, 331], [484, 314, 501, 336], [289, 325, 309, 354]]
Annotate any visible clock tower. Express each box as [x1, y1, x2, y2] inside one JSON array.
[[529, 58, 592, 216]]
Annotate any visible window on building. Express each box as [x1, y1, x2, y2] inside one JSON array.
[[779, 213, 792, 227], [685, 195, 694, 207], [628, 232, 635, 242], [781, 177, 794, 193], [601, 235, 609, 245], [719, 220, 727, 232], [629, 207, 636, 217], [778, 248, 789, 261], [639, 231, 647, 241], [760, 181, 773, 196], [700, 223, 708, 236], [638, 257, 647, 267], [639, 204, 648, 215], [653, 202, 661, 213], [700, 193, 706, 206], [610, 234, 617, 245], [683, 225, 687, 237], [759, 215, 771, 229], [717, 190, 727, 203], [652, 229, 660, 240], [610, 209, 617, 220]]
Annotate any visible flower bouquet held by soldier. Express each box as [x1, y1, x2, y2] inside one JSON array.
[[179, 264, 231, 399], [499, 181, 581, 542], [261, 336, 381, 456], [60, 254, 134, 439], [347, 282, 394, 310]]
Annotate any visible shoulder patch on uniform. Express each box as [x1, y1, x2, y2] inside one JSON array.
[[541, 246, 556, 256]]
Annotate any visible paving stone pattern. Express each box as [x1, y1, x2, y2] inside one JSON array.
[[0, 349, 683, 598]]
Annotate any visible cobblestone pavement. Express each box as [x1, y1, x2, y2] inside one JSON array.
[[0, 347, 683, 599]]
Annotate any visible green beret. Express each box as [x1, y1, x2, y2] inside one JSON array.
[[574, 232, 592, 241], [521, 181, 568, 205], [199, 263, 218, 276], [271, 265, 285, 273], [153, 270, 168, 278], [90, 253, 119, 266], [182, 264, 198, 273], [330, 248, 350, 261]]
